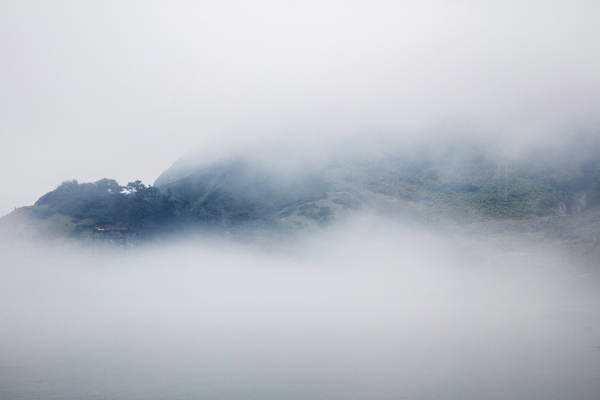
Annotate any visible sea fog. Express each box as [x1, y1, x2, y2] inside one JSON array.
[[2, 214, 600, 399], [2, 1, 600, 397]]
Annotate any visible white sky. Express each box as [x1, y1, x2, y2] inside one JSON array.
[[2, 1, 600, 216]]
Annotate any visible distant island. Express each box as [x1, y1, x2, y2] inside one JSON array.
[[2, 132, 600, 263]]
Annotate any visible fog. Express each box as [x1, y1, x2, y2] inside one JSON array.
[[3, 2, 600, 398], [2, 215, 600, 399], [2, 1, 600, 215]]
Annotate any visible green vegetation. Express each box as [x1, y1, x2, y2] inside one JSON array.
[[27, 178, 175, 239], [3, 133, 600, 253]]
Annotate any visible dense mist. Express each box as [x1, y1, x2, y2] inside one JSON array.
[[2, 214, 600, 399], [3, 1, 600, 398]]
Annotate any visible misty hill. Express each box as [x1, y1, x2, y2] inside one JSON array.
[[3, 132, 600, 258], [154, 132, 600, 228], [154, 157, 331, 230]]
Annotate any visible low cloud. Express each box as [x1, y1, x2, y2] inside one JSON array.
[[1, 214, 599, 398]]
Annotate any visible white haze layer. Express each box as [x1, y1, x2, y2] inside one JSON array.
[[2, 1, 600, 215], [2, 215, 600, 399], [2, 2, 600, 396]]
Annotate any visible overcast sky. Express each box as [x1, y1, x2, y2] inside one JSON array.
[[1, 1, 600, 216]]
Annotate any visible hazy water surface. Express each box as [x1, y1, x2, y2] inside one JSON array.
[[2, 221, 600, 399]]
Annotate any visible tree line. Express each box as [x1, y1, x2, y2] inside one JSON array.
[[34, 178, 176, 236]]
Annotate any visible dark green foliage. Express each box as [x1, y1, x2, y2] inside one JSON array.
[[121, 180, 176, 233], [36, 179, 124, 224], [34, 178, 175, 237]]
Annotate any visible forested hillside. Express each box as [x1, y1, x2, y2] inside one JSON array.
[[2, 133, 600, 255]]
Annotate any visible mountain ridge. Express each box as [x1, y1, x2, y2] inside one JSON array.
[[3, 133, 600, 263]]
